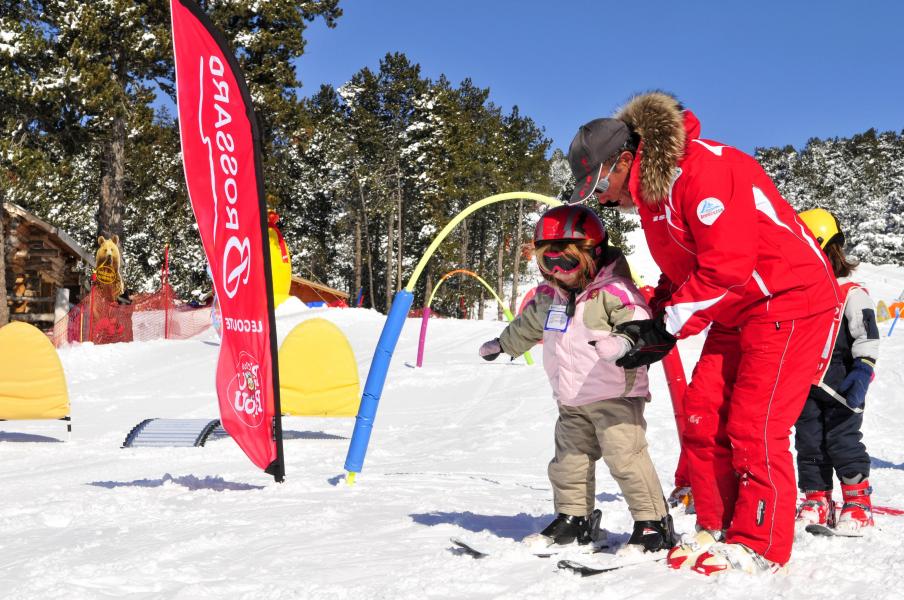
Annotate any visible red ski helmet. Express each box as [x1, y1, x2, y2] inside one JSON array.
[[534, 204, 607, 249]]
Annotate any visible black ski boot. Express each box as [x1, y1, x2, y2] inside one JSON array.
[[626, 514, 678, 552], [535, 509, 602, 545]]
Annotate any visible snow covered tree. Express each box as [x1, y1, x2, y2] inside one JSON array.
[[1, 0, 341, 297], [282, 84, 357, 298], [757, 129, 904, 266]]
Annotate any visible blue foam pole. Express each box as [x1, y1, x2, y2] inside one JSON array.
[[889, 308, 900, 337], [344, 290, 414, 474]]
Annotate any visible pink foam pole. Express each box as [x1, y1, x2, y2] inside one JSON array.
[[416, 306, 431, 367]]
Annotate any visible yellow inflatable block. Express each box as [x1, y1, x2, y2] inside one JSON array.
[[876, 300, 890, 322], [0, 322, 69, 419], [279, 318, 360, 417], [269, 228, 292, 308]]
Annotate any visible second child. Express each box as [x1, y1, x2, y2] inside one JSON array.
[[795, 208, 879, 536]]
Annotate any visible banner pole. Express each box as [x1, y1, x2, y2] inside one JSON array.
[[171, 0, 284, 480]]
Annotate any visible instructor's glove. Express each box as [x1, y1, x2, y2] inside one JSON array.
[[613, 317, 677, 369], [479, 338, 503, 361], [839, 358, 874, 410]]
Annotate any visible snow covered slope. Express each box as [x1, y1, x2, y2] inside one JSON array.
[[2, 259, 904, 599]]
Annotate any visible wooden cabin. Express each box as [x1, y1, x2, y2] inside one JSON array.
[[2, 202, 94, 330], [289, 275, 349, 306]]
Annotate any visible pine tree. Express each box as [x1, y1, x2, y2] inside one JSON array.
[[2, 0, 341, 297], [282, 84, 356, 297], [757, 129, 904, 266]]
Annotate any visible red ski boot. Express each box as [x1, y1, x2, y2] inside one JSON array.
[[835, 480, 874, 536], [796, 490, 836, 528]]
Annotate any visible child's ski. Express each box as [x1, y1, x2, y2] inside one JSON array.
[[449, 536, 607, 559], [557, 554, 665, 577], [805, 523, 868, 538], [450, 537, 490, 558]]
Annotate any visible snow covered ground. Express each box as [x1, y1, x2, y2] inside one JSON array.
[[4, 238, 904, 598]]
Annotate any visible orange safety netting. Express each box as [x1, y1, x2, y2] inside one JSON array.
[[52, 282, 212, 347]]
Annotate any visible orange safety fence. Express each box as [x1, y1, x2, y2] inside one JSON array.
[[51, 282, 212, 347], [888, 302, 904, 320]]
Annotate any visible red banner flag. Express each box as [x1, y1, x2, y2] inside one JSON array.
[[170, 0, 284, 480]]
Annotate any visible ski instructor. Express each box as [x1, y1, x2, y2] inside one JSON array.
[[566, 91, 840, 574]]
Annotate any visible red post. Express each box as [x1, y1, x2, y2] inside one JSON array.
[[162, 244, 170, 340], [87, 279, 96, 343], [639, 286, 690, 487]]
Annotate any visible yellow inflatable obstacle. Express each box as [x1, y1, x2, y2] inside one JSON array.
[[268, 210, 292, 308], [279, 318, 360, 416], [876, 300, 890, 322], [0, 322, 70, 428]]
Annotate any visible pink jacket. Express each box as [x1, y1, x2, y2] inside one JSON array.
[[499, 252, 651, 406]]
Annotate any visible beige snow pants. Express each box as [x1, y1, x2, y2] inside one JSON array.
[[549, 397, 668, 521]]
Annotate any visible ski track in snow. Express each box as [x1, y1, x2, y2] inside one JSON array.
[[3, 258, 904, 598]]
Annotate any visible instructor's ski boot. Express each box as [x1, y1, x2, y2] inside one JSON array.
[[835, 480, 874, 536], [692, 542, 780, 575], [624, 514, 678, 553], [666, 526, 723, 569], [524, 509, 603, 548], [796, 490, 836, 528]]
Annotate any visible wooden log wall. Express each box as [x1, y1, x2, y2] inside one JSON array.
[[3, 206, 91, 330]]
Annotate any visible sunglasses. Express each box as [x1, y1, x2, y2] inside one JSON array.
[[594, 161, 618, 195], [539, 250, 582, 275], [571, 161, 619, 206]]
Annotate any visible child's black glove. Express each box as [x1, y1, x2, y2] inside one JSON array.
[[613, 317, 677, 369]]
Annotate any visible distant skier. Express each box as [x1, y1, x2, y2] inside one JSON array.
[[565, 92, 841, 574], [795, 209, 878, 536], [478, 204, 676, 554]]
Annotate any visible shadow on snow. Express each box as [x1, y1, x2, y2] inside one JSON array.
[[871, 457, 904, 471], [410, 491, 626, 541], [410, 511, 552, 541], [282, 430, 347, 440], [0, 431, 64, 443], [88, 473, 264, 491]]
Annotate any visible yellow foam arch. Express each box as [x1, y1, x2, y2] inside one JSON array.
[[0, 322, 69, 419], [279, 318, 360, 416], [269, 228, 292, 308]]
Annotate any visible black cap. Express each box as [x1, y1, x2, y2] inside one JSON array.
[[567, 118, 631, 203]]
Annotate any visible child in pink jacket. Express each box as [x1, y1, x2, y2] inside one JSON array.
[[479, 204, 674, 553]]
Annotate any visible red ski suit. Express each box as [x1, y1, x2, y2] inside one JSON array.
[[634, 111, 841, 564]]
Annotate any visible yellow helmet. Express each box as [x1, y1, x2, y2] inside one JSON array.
[[799, 208, 845, 250]]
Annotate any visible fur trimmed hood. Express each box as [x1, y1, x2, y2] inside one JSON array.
[[615, 92, 687, 204]]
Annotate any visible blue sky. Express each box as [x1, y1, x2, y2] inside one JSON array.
[[293, 0, 904, 155]]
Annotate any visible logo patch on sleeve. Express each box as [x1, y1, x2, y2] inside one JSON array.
[[696, 198, 725, 225]]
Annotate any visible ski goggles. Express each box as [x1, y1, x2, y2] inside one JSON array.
[[539, 251, 582, 275]]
